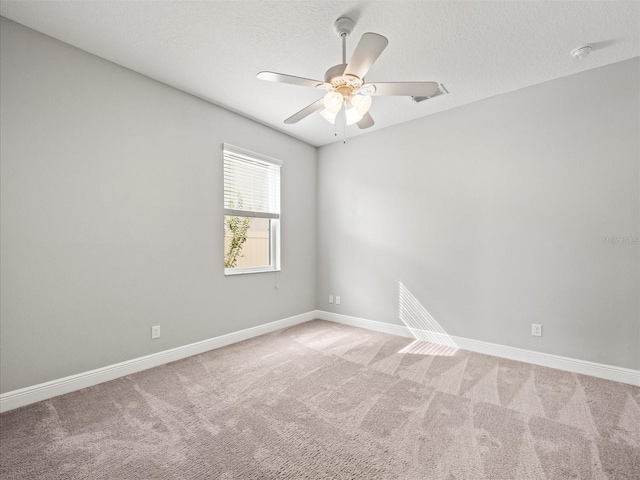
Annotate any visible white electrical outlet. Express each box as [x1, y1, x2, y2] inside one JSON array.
[[329, 295, 334, 304], [152, 325, 161, 339], [335, 296, 341, 305], [531, 324, 542, 337]]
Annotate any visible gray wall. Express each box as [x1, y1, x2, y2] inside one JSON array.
[[318, 58, 639, 370], [0, 18, 317, 393]]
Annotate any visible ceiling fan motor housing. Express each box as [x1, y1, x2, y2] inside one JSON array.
[[324, 63, 347, 83], [324, 63, 364, 97]]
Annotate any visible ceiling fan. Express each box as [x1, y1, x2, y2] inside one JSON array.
[[257, 17, 446, 130]]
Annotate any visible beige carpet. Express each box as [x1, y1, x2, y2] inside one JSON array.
[[1, 319, 639, 479]]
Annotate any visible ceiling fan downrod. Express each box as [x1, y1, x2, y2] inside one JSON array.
[[334, 17, 354, 65]]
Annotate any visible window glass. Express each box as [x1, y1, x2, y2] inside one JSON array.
[[223, 144, 281, 274]]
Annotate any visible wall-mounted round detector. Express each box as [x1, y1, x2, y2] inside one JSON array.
[[571, 45, 592, 59]]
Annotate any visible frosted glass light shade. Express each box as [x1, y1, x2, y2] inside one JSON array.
[[320, 109, 337, 124], [351, 94, 372, 116], [345, 106, 363, 125], [323, 91, 344, 113]]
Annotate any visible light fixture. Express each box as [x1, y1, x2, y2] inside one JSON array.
[[351, 94, 372, 116], [319, 92, 372, 126], [344, 98, 363, 125], [323, 91, 343, 113], [571, 45, 592, 59], [319, 109, 337, 124]]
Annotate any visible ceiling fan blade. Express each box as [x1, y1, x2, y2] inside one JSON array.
[[344, 33, 389, 80], [368, 81, 442, 97], [357, 112, 375, 129], [284, 98, 324, 124], [257, 71, 326, 89]]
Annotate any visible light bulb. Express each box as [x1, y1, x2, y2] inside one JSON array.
[[320, 108, 337, 124], [351, 94, 372, 116], [323, 91, 343, 113]]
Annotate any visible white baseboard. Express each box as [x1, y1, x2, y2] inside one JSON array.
[[0, 311, 317, 413], [3, 309, 637, 413], [318, 311, 640, 387]]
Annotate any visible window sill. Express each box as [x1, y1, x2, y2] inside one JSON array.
[[224, 267, 281, 276]]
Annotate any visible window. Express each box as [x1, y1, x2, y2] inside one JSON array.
[[223, 144, 281, 275]]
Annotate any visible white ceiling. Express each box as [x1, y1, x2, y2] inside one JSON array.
[[1, 1, 639, 147]]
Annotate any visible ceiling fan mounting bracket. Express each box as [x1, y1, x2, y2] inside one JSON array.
[[334, 17, 355, 38]]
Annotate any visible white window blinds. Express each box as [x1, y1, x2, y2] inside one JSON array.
[[223, 144, 281, 219]]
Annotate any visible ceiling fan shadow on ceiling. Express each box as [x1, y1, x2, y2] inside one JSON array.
[[257, 17, 447, 134]]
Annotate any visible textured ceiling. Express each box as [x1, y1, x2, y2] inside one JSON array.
[[1, 1, 639, 147]]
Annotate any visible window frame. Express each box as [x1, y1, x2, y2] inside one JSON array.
[[223, 143, 282, 276]]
